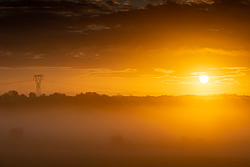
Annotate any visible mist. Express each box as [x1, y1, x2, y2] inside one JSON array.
[[1, 94, 250, 166]]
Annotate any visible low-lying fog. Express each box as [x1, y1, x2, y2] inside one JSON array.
[[1, 95, 250, 166], [1, 101, 250, 154]]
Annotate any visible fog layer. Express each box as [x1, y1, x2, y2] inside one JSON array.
[[1, 94, 250, 166]]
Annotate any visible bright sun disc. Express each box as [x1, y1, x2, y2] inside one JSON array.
[[199, 75, 209, 84]]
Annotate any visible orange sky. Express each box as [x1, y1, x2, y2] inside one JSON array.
[[0, 0, 250, 96]]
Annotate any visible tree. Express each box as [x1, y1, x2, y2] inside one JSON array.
[[29, 92, 36, 98], [2, 90, 19, 98]]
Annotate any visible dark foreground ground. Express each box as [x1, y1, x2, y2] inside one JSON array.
[[1, 150, 250, 167]]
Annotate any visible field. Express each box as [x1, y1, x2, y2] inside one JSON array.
[[1, 95, 250, 167]]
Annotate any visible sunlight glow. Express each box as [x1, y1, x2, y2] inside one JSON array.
[[199, 75, 209, 84]]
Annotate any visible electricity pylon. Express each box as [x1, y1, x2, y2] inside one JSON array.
[[33, 74, 44, 97]]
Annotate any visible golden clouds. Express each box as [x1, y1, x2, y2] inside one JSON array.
[[154, 68, 175, 74]]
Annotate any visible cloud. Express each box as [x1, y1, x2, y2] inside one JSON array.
[[150, 68, 202, 84], [32, 54, 44, 59], [81, 68, 137, 74], [161, 77, 199, 85], [72, 52, 89, 59], [190, 72, 207, 75], [94, 54, 102, 59], [86, 24, 110, 31], [25, 53, 44, 59], [209, 67, 250, 85], [213, 78, 239, 85], [154, 68, 175, 74], [72, 52, 102, 59], [0, 0, 250, 69], [104, 0, 121, 6], [0, 66, 72, 70], [210, 67, 248, 70], [152, 66, 250, 85], [0, 0, 114, 15], [178, 48, 250, 57], [210, 67, 249, 78], [0, 51, 12, 56], [77, 68, 138, 78]]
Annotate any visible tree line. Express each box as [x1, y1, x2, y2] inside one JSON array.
[[0, 90, 250, 110]]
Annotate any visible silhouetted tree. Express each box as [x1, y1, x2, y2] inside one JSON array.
[[20, 94, 27, 98], [29, 92, 36, 98], [2, 90, 19, 98]]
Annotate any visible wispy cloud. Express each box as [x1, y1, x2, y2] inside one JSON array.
[[25, 53, 44, 59], [77, 68, 138, 78], [0, 51, 12, 56], [152, 66, 250, 85], [86, 25, 110, 31], [210, 67, 249, 78], [81, 68, 137, 74], [0, 66, 73, 70], [213, 78, 239, 85], [70, 51, 102, 59], [161, 79, 199, 85], [190, 72, 207, 75], [32, 54, 44, 59], [151, 68, 200, 84], [154, 68, 175, 74], [1, 0, 250, 70], [72, 52, 89, 59], [210, 67, 248, 70], [178, 48, 250, 57], [209, 67, 250, 85]]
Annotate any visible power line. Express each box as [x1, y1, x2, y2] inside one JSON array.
[[0, 77, 83, 93], [0, 79, 77, 87], [0, 80, 33, 86], [46, 79, 78, 86]]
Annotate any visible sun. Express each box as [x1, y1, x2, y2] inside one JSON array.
[[199, 75, 209, 84]]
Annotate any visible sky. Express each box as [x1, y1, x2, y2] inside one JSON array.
[[0, 0, 250, 96]]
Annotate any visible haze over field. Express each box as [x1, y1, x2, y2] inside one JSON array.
[[1, 93, 250, 166]]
